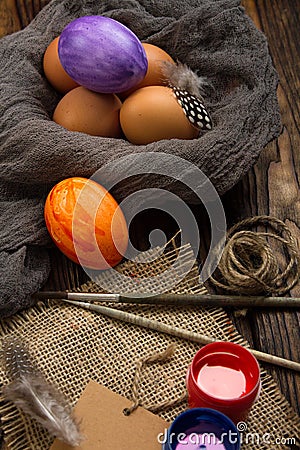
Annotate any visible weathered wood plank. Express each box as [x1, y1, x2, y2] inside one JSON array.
[[225, 0, 300, 414], [0, 0, 21, 36], [0, 0, 46, 36]]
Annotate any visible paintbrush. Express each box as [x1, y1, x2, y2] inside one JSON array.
[[48, 298, 300, 372], [34, 291, 300, 309]]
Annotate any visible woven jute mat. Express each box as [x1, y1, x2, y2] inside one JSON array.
[[0, 242, 299, 450]]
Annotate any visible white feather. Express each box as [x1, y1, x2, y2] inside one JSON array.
[[161, 61, 209, 97], [2, 338, 82, 447]]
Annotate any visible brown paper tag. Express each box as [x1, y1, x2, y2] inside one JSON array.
[[50, 380, 169, 450]]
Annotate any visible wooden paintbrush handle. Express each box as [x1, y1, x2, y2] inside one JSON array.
[[35, 291, 300, 308], [60, 299, 300, 372]]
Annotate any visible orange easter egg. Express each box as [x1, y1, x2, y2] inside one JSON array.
[[44, 177, 128, 270]]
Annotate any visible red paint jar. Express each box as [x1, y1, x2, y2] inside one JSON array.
[[186, 342, 261, 424]]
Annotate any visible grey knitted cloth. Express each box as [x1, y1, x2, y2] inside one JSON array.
[[0, 0, 281, 317]]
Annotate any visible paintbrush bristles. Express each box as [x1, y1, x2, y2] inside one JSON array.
[[2, 337, 82, 446]]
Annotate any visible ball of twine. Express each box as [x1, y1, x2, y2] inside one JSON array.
[[210, 215, 300, 295]]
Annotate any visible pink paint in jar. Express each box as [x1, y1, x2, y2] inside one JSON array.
[[186, 342, 261, 424]]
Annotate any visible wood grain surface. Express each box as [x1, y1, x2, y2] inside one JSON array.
[[0, 0, 299, 427]]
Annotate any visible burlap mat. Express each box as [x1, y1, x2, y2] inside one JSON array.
[[0, 242, 299, 449]]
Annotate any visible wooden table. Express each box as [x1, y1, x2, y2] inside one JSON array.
[[0, 0, 299, 423]]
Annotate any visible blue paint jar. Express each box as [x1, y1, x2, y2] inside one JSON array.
[[161, 408, 240, 450]]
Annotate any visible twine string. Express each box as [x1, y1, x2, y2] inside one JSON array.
[[123, 343, 187, 416], [210, 215, 300, 295]]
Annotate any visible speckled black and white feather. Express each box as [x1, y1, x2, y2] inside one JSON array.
[[172, 87, 213, 131], [2, 337, 82, 447], [161, 61, 213, 131]]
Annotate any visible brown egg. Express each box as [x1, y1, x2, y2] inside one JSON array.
[[120, 85, 199, 145], [53, 86, 122, 137], [119, 43, 175, 99], [43, 36, 79, 94]]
